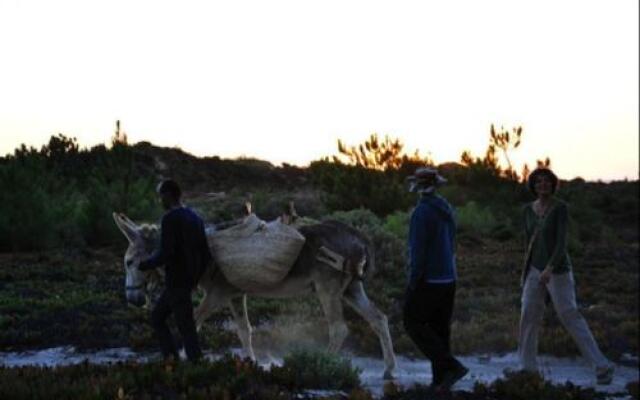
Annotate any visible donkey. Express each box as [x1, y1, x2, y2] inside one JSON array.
[[113, 211, 397, 378]]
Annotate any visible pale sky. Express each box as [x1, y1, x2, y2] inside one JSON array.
[[0, 0, 637, 181]]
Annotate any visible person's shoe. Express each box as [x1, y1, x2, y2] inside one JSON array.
[[596, 365, 614, 385], [437, 364, 469, 390], [428, 383, 449, 396]]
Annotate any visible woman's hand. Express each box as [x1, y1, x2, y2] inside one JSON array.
[[539, 266, 553, 284]]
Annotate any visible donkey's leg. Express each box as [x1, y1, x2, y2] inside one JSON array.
[[315, 281, 349, 353], [194, 270, 240, 330], [228, 295, 256, 360], [344, 280, 397, 379], [194, 289, 230, 330]]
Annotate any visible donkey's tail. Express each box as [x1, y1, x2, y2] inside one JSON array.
[[362, 235, 376, 282]]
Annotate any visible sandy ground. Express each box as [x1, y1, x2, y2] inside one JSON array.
[[0, 347, 637, 398]]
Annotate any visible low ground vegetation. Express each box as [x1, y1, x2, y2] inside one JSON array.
[[0, 355, 635, 400], [0, 352, 360, 400]]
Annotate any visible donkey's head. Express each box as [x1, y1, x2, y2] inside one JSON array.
[[112, 212, 161, 307]]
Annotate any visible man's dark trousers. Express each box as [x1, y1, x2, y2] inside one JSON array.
[[151, 287, 202, 362], [403, 280, 462, 385]]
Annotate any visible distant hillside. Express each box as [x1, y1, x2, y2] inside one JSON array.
[[130, 141, 311, 194], [124, 142, 639, 234]]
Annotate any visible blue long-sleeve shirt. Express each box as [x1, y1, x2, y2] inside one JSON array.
[[140, 206, 212, 289], [407, 193, 457, 287]]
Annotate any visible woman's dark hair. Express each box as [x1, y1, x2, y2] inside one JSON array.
[[527, 168, 559, 195], [157, 179, 182, 199]]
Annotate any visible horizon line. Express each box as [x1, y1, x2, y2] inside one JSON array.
[[2, 136, 637, 184]]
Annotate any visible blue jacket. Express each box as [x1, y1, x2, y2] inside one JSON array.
[[140, 207, 212, 289], [407, 193, 457, 287]]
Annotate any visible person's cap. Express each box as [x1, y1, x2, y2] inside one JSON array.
[[406, 167, 447, 192]]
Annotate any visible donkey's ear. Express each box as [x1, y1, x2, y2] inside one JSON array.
[[118, 213, 140, 229], [112, 212, 139, 244], [116, 212, 140, 230]]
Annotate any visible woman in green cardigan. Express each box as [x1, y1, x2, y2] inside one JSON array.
[[519, 168, 614, 385]]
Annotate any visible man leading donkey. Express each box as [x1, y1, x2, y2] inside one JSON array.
[[139, 179, 212, 363]]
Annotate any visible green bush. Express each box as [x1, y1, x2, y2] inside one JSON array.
[[438, 184, 469, 207], [277, 349, 361, 391], [0, 156, 64, 250], [81, 172, 160, 246], [456, 201, 499, 235], [384, 211, 410, 241], [308, 160, 413, 215], [0, 136, 161, 251], [327, 208, 382, 232]]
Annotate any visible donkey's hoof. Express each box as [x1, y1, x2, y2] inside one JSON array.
[[244, 350, 256, 362], [383, 370, 394, 380]]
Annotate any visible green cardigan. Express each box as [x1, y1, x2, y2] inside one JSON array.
[[523, 198, 572, 274]]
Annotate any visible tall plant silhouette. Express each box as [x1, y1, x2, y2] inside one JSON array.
[[335, 133, 431, 172]]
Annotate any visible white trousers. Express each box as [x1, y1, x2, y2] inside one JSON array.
[[518, 268, 609, 371]]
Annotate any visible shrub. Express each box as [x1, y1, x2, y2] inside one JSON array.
[[0, 136, 161, 250], [0, 156, 59, 250], [438, 184, 469, 207], [308, 160, 413, 215], [456, 201, 499, 235], [327, 208, 382, 232], [81, 172, 160, 246], [276, 349, 361, 391], [384, 211, 410, 241]]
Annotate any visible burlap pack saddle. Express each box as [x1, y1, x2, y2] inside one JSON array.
[[208, 214, 306, 291]]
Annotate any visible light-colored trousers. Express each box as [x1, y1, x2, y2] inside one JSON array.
[[518, 268, 609, 371]]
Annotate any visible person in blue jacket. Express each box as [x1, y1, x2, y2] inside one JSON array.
[[403, 167, 468, 390], [139, 179, 212, 363]]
